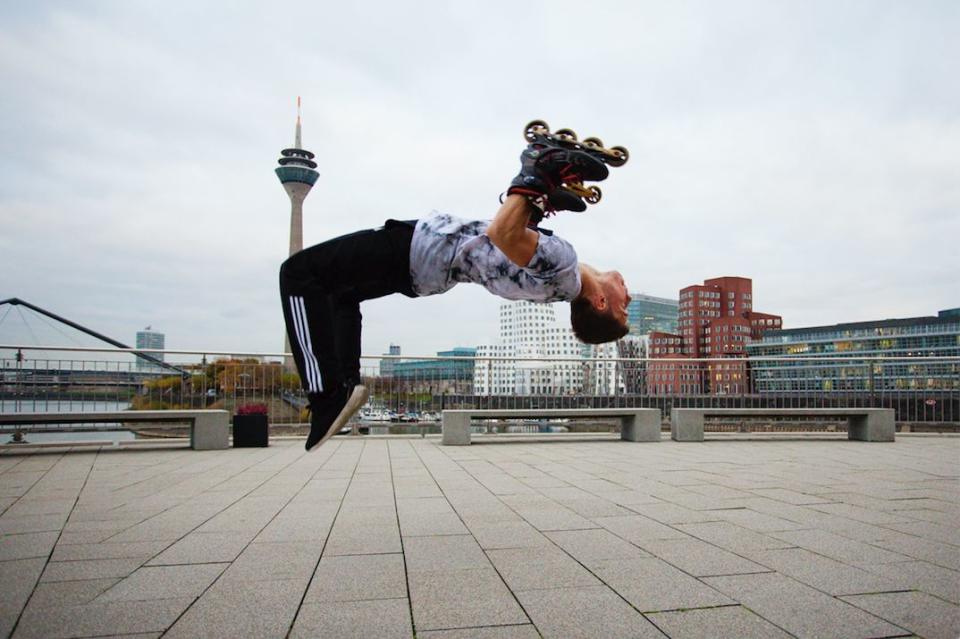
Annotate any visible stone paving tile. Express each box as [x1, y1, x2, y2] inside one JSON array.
[[593, 514, 690, 544], [750, 488, 835, 505], [624, 501, 722, 524], [841, 591, 960, 639], [870, 534, 960, 571], [164, 578, 304, 638], [13, 597, 193, 639], [27, 577, 118, 608], [590, 556, 735, 612], [512, 507, 598, 531], [220, 541, 319, 583], [860, 560, 960, 604], [304, 553, 407, 602], [675, 521, 794, 553], [647, 605, 794, 638], [770, 528, 912, 566], [486, 545, 602, 591], [418, 624, 541, 638], [52, 540, 168, 562], [810, 502, 921, 525], [404, 534, 492, 573], [0, 531, 58, 561], [704, 572, 907, 639], [291, 598, 413, 638], [885, 520, 960, 546], [465, 520, 552, 550], [896, 507, 960, 526], [3, 498, 77, 517], [0, 557, 46, 638], [400, 510, 469, 536], [40, 557, 145, 583], [636, 537, 769, 577], [546, 528, 651, 568], [704, 507, 807, 532], [324, 522, 402, 555], [516, 585, 664, 638], [407, 567, 528, 631], [746, 547, 902, 595], [146, 531, 251, 565], [95, 563, 227, 602], [0, 513, 68, 534]]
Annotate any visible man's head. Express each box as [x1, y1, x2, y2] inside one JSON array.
[[570, 269, 631, 344]]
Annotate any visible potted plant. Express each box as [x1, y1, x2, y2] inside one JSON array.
[[233, 403, 269, 447]]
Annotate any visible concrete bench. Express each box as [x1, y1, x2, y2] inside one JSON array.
[[0, 410, 230, 450], [441, 408, 662, 445], [671, 408, 895, 442]]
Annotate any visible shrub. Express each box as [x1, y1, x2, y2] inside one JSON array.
[[236, 403, 268, 416]]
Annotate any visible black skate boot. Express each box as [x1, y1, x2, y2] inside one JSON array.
[[506, 140, 608, 226], [305, 381, 369, 451]]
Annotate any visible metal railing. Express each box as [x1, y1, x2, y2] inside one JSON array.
[[1, 345, 957, 440]]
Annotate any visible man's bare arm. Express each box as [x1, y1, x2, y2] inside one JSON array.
[[485, 194, 540, 266]]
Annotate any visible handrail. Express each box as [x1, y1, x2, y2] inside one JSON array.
[[1, 344, 958, 364]]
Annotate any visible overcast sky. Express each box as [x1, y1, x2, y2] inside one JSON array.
[[1, 1, 957, 361]]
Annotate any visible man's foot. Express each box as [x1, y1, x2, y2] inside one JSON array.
[[305, 383, 370, 451], [507, 142, 608, 214]]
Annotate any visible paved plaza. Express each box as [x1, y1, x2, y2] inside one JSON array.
[[1, 434, 958, 638]]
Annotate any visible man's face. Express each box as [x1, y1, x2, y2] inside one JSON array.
[[604, 270, 631, 327]]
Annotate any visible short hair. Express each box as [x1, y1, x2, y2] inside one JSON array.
[[570, 298, 629, 344]]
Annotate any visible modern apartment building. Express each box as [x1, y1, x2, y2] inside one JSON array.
[[474, 301, 586, 396], [648, 277, 782, 395], [747, 309, 960, 392]]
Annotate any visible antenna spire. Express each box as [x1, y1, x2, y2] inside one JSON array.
[[295, 96, 302, 149]]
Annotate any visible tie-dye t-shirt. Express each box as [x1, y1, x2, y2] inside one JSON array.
[[408, 212, 581, 302]]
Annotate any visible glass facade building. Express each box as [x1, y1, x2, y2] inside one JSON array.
[[135, 328, 165, 371], [627, 294, 679, 336], [392, 347, 477, 393], [747, 309, 960, 392]]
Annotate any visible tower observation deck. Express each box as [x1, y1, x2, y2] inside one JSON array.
[[276, 97, 319, 257]]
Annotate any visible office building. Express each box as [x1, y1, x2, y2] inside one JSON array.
[[392, 347, 476, 394], [627, 293, 679, 335], [748, 309, 960, 392], [135, 327, 165, 371]]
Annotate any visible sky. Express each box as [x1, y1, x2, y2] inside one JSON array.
[[1, 1, 957, 361]]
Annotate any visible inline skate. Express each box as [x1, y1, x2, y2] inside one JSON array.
[[507, 119, 630, 224]]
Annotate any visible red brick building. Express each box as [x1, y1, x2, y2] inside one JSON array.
[[647, 277, 782, 395]]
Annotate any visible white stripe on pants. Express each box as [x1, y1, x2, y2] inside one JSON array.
[[289, 296, 324, 393]]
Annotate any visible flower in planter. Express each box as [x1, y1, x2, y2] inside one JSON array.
[[236, 403, 269, 416]]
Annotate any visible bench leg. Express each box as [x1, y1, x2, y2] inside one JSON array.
[[671, 412, 704, 442], [192, 413, 229, 450], [621, 412, 661, 442], [442, 413, 472, 446], [848, 412, 895, 442]]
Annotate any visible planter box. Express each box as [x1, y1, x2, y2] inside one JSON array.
[[233, 414, 268, 447]]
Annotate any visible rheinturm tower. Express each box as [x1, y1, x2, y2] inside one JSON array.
[[277, 98, 319, 368], [276, 97, 319, 256]]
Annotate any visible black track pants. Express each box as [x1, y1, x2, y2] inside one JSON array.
[[280, 219, 417, 403]]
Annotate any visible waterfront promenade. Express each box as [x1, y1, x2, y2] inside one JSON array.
[[1, 434, 958, 638]]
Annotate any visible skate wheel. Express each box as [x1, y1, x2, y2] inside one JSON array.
[[609, 146, 629, 166], [524, 119, 549, 142], [554, 128, 578, 142], [583, 137, 604, 149], [586, 186, 602, 204]]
